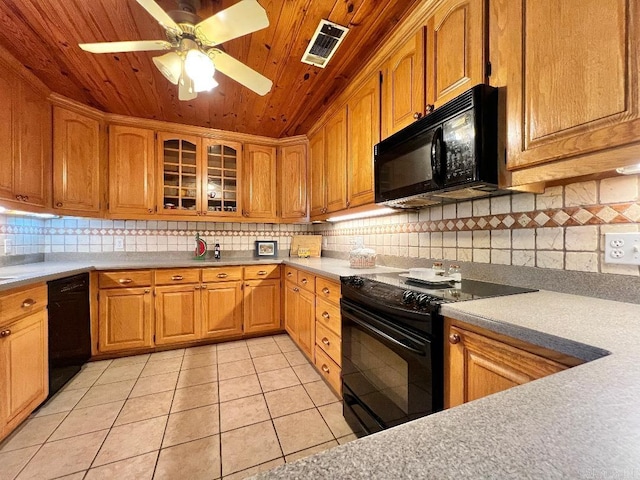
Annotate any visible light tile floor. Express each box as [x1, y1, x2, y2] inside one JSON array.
[[0, 335, 358, 480]]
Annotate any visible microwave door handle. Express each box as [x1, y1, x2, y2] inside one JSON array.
[[431, 126, 444, 185]]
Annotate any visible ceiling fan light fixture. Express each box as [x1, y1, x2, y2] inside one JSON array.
[[194, 76, 218, 93], [153, 52, 182, 85], [185, 49, 215, 82]]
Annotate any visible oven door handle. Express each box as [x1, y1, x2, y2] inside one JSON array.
[[343, 310, 425, 356]]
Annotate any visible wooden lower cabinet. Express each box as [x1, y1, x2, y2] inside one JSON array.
[[284, 279, 315, 359], [445, 318, 573, 409], [154, 285, 201, 345], [98, 287, 153, 353], [243, 279, 281, 334], [0, 309, 48, 442], [201, 281, 243, 339]]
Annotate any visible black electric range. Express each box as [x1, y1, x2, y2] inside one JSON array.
[[339, 272, 536, 437]]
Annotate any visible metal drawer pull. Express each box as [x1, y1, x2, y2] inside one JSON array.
[[257, 270, 268, 276], [118, 278, 133, 284], [0, 329, 11, 337], [144, 289, 150, 294], [321, 364, 330, 373], [322, 311, 330, 320], [449, 333, 461, 345], [287, 272, 293, 277], [171, 275, 184, 281], [21, 298, 36, 308], [217, 273, 228, 278], [293, 287, 299, 292], [322, 287, 330, 295], [322, 337, 330, 346], [301, 278, 308, 284]]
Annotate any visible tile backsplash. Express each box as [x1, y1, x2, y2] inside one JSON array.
[[314, 174, 640, 277]]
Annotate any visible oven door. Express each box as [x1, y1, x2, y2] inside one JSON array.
[[341, 298, 441, 436]]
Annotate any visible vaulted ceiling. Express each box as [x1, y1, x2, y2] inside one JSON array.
[[0, 0, 420, 137]]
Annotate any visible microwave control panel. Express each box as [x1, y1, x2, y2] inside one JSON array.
[[443, 110, 476, 184]]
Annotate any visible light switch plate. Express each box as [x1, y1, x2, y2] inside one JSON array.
[[3, 239, 12, 255], [604, 233, 640, 265]]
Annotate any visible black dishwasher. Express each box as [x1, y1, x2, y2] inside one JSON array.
[[47, 273, 91, 397]]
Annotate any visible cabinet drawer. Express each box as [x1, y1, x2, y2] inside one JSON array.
[[244, 264, 280, 280], [316, 322, 341, 367], [315, 298, 341, 335], [202, 267, 243, 283], [316, 277, 340, 305], [155, 268, 201, 285], [297, 271, 315, 292], [315, 346, 342, 396], [0, 284, 47, 326], [99, 271, 152, 289], [284, 266, 297, 282]]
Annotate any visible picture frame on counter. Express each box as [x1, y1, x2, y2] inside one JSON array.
[[255, 240, 278, 258]]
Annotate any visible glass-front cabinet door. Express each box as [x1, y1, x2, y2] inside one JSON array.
[[158, 133, 201, 216], [202, 139, 242, 218]]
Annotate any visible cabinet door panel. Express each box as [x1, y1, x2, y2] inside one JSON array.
[[201, 281, 243, 339], [309, 130, 325, 217], [297, 288, 315, 358], [0, 68, 16, 201], [324, 108, 348, 214], [155, 285, 200, 345], [243, 144, 277, 220], [53, 108, 101, 213], [98, 288, 153, 352], [243, 279, 281, 334], [284, 281, 298, 338], [382, 30, 425, 138], [347, 73, 380, 208], [202, 139, 242, 218], [427, 0, 485, 107], [15, 81, 50, 208], [158, 133, 201, 216], [1, 310, 47, 425], [279, 144, 307, 221], [109, 125, 155, 215]]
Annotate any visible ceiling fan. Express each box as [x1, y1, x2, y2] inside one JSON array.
[[79, 0, 273, 100]]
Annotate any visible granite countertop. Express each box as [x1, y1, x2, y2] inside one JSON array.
[[255, 291, 640, 479], [0, 256, 401, 291]]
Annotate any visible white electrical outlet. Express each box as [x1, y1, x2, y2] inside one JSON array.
[[3, 239, 12, 255], [114, 236, 125, 251], [604, 233, 640, 265]]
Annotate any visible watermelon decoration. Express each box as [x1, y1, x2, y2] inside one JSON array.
[[194, 233, 207, 260]]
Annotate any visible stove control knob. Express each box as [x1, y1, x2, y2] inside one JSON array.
[[402, 290, 416, 304], [350, 277, 365, 287], [416, 294, 431, 309]]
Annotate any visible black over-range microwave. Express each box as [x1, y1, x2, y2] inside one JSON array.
[[374, 84, 504, 209]]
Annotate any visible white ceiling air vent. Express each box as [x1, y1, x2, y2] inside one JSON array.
[[301, 20, 349, 68]]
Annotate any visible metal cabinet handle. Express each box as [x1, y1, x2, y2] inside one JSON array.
[[413, 112, 423, 120], [322, 337, 330, 346], [23, 195, 28, 201], [217, 273, 228, 278], [21, 298, 36, 308], [0, 329, 11, 337], [15, 195, 22, 201], [322, 311, 330, 320], [147, 208, 153, 214], [449, 333, 461, 345], [287, 272, 293, 277], [118, 278, 133, 284], [55, 202, 63, 208], [257, 270, 267, 276], [321, 364, 330, 373], [194, 285, 201, 290], [425, 104, 435, 114], [322, 287, 330, 295], [293, 287, 299, 292], [301, 278, 308, 284], [144, 289, 150, 294], [171, 275, 184, 281]]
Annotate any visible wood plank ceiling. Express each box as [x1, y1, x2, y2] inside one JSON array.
[[0, 0, 421, 138]]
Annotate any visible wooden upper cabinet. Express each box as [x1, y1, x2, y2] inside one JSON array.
[[109, 125, 155, 216], [53, 107, 102, 214], [202, 139, 242, 218], [0, 68, 16, 202], [503, 0, 640, 183], [324, 107, 348, 214], [381, 30, 425, 139], [426, 0, 486, 109], [279, 143, 308, 222], [243, 144, 277, 220], [158, 132, 201, 216], [309, 129, 326, 218], [347, 73, 380, 208]]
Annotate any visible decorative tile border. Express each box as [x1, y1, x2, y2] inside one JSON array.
[[0, 226, 311, 237], [315, 202, 640, 237]]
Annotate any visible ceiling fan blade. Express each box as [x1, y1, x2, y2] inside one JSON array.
[[195, 0, 269, 46], [79, 40, 172, 54], [136, 0, 183, 34], [153, 52, 183, 85], [210, 50, 272, 96]]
